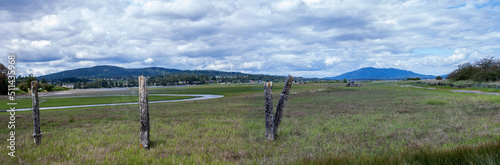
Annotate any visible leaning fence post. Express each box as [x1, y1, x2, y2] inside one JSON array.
[[139, 76, 150, 149], [264, 82, 274, 140], [273, 75, 294, 138], [31, 81, 42, 145]]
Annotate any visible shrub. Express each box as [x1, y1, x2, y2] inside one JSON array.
[[40, 83, 54, 91], [436, 76, 443, 80], [447, 57, 500, 82], [407, 77, 421, 81], [17, 82, 29, 92]]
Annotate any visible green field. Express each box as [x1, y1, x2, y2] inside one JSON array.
[[0, 95, 195, 110], [0, 83, 499, 164]]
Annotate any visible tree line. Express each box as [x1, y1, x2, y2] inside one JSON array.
[[0, 64, 323, 94], [447, 57, 500, 82], [0, 64, 57, 94]]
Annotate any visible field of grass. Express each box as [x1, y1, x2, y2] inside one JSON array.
[[414, 80, 500, 93], [0, 83, 499, 164], [0, 95, 195, 110]]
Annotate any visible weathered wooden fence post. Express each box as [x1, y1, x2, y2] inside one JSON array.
[[264, 82, 274, 140], [273, 75, 294, 138], [139, 76, 150, 149], [31, 81, 42, 145]]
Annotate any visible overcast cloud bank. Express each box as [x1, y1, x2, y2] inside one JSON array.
[[1, 0, 499, 78]]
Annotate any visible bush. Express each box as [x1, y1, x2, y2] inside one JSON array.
[[52, 87, 70, 91], [40, 83, 54, 91], [436, 76, 443, 80], [447, 57, 500, 82], [0, 63, 8, 95], [407, 77, 421, 81], [17, 82, 29, 92]]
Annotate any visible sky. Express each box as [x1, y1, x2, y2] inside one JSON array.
[[0, 0, 499, 78]]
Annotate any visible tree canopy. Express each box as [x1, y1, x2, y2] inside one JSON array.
[[447, 57, 500, 82], [0, 63, 9, 95]]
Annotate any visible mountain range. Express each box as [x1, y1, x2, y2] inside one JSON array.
[[39, 65, 306, 82], [324, 67, 443, 80], [40, 65, 445, 81]]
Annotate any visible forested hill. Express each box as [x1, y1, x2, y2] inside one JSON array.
[[38, 65, 319, 87], [40, 65, 182, 80]]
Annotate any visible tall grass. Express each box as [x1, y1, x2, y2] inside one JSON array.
[[301, 142, 500, 164]]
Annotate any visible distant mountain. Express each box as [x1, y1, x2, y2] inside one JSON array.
[[39, 65, 321, 83], [324, 67, 437, 80], [40, 65, 181, 80]]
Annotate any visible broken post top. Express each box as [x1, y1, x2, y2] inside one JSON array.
[[31, 80, 38, 93], [265, 82, 272, 89], [286, 75, 293, 83], [282, 75, 294, 92], [139, 75, 145, 83]]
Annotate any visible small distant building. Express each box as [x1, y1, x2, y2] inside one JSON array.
[[62, 84, 74, 89]]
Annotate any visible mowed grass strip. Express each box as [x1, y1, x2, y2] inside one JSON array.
[[0, 95, 195, 110], [0, 83, 498, 164]]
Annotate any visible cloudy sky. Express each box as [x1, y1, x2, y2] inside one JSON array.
[[1, 0, 499, 78]]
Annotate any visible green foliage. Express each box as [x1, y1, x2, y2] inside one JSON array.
[[343, 78, 347, 83], [0, 63, 8, 95], [15, 74, 38, 92], [447, 57, 500, 82], [14, 75, 53, 92], [74, 81, 81, 89], [407, 77, 421, 81], [40, 83, 54, 91], [301, 142, 500, 164], [51, 86, 70, 91], [436, 76, 443, 80], [14, 89, 26, 94], [17, 82, 29, 92], [403, 142, 500, 165]]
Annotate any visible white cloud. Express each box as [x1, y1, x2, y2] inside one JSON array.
[[31, 40, 51, 48], [75, 49, 105, 59], [271, 0, 304, 13], [324, 56, 341, 65], [241, 61, 262, 69], [144, 58, 153, 64], [204, 62, 234, 70], [1, 0, 499, 77]]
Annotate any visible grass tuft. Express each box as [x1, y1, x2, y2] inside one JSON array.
[[301, 142, 500, 164], [426, 99, 448, 105]]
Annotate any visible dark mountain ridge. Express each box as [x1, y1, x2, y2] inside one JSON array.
[[324, 67, 437, 80], [40, 65, 182, 80]]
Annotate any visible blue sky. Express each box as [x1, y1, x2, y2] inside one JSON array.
[[1, 0, 499, 78]]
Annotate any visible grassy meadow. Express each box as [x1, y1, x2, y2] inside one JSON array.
[[0, 95, 195, 110], [413, 80, 500, 93], [0, 82, 499, 164]]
